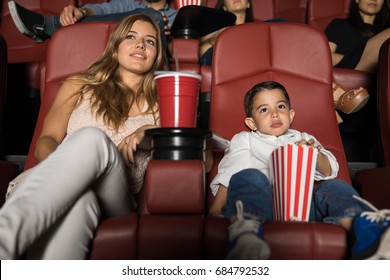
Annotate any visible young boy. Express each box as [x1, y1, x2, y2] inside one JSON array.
[[209, 81, 390, 260]]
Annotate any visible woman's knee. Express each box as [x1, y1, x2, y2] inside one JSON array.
[[69, 127, 111, 149]]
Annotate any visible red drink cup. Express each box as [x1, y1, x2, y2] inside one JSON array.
[[270, 144, 318, 222], [154, 71, 201, 128]]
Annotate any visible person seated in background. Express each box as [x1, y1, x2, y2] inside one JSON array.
[[0, 14, 168, 260], [325, 0, 390, 73], [199, 0, 286, 65], [209, 80, 390, 260], [8, 0, 177, 50], [199, 0, 368, 123], [325, 0, 389, 125]]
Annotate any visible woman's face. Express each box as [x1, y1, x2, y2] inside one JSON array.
[[357, 0, 384, 16], [117, 20, 158, 76], [223, 0, 249, 13]]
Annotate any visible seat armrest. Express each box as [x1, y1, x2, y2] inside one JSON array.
[[355, 166, 390, 209], [333, 68, 375, 92]]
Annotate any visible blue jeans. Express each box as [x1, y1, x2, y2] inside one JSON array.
[[222, 169, 371, 225], [45, 8, 167, 50]]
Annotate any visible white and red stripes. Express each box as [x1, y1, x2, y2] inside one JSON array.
[[270, 144, 318, 221], [176, 0, 203, 9]]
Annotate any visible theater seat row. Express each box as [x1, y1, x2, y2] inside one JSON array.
[[0, 20, 356, 260]]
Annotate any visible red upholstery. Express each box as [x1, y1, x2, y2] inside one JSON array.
[[252, 0, 307, 22], [306, 0, 350, 31], [18, 21, 139, 259], [170, 38, 200, 74], [24, 22, 117, 170], [139, 160, 205, 215], [1, 0, 76, 64], [207, 22, 350, 259], [4, 21, 209, 259], [354, 38, 390, 209], [1, 0, 76, 90], [205, 217, 346, 259]]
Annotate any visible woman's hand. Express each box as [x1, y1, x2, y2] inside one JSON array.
[[118, 125, 156, 166]]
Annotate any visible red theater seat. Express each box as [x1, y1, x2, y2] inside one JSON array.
[[0, 21, 207, 260], [206, 22, 350, 259]]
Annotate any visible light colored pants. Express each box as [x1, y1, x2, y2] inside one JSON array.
[[0, 127, 133, 259]]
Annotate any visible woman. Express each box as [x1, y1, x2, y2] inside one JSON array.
[[325, 0, 390, 73], [0, 14, 168, 259]]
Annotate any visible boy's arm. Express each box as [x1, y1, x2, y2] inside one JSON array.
[[208, 185, 227, 216], [316, 151, 332, 177]]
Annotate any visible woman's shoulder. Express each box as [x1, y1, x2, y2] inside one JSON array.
[[326, 18, 351, 30]]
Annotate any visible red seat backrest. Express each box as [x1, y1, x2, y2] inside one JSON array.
[[252, 0, 307, 23], [306, 0, 351, 31], [24, 22, 119, 170], [209, 21, 351, 183]]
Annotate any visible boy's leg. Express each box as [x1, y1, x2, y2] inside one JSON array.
[[349, 197, 390, 259], [309, 179, 368, 224], [310, 179, 390, 259], [222, 168, 272, 260]]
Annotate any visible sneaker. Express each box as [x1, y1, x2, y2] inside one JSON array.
[[8, 1, 50, 43], [226, 200, 271, 260], [350, 195, 390, 259]]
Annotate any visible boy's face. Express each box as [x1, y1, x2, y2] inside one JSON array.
[[245, 88, 295, 137]]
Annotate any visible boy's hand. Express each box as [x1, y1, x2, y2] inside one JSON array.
[[294, 139, 322, 150]]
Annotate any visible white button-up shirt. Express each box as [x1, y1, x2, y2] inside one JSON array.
[[210, 129, 339, 195]]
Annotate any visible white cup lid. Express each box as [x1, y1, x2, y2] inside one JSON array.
[[154, 71, 201, 80]]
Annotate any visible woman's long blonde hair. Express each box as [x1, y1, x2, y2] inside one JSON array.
[[68, 14, 168, 130]]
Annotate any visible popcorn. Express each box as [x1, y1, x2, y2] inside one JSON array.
[[270, 144, 318, 222]]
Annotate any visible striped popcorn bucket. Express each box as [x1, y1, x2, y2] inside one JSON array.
[[270, 144, 318, 222], [176, 0, 203, 9]]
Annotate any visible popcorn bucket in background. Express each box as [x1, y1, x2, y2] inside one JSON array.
[[270, 144, 318, 222], [177, 0, 203, 9], [154, 71, 201, 128]]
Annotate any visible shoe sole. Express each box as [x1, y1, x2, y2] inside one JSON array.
[[337, 94, 370, 114], [366, 228, 390, 260], [349, 94, 370, 114], [8, 1, 44, 43]]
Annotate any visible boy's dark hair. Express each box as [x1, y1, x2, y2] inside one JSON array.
[[244, 81, 291, 117]]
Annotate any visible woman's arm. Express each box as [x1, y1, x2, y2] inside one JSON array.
[[328, 42, 344, 67], [34, 81, 81, 162], [118, 124, 158, 166]]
